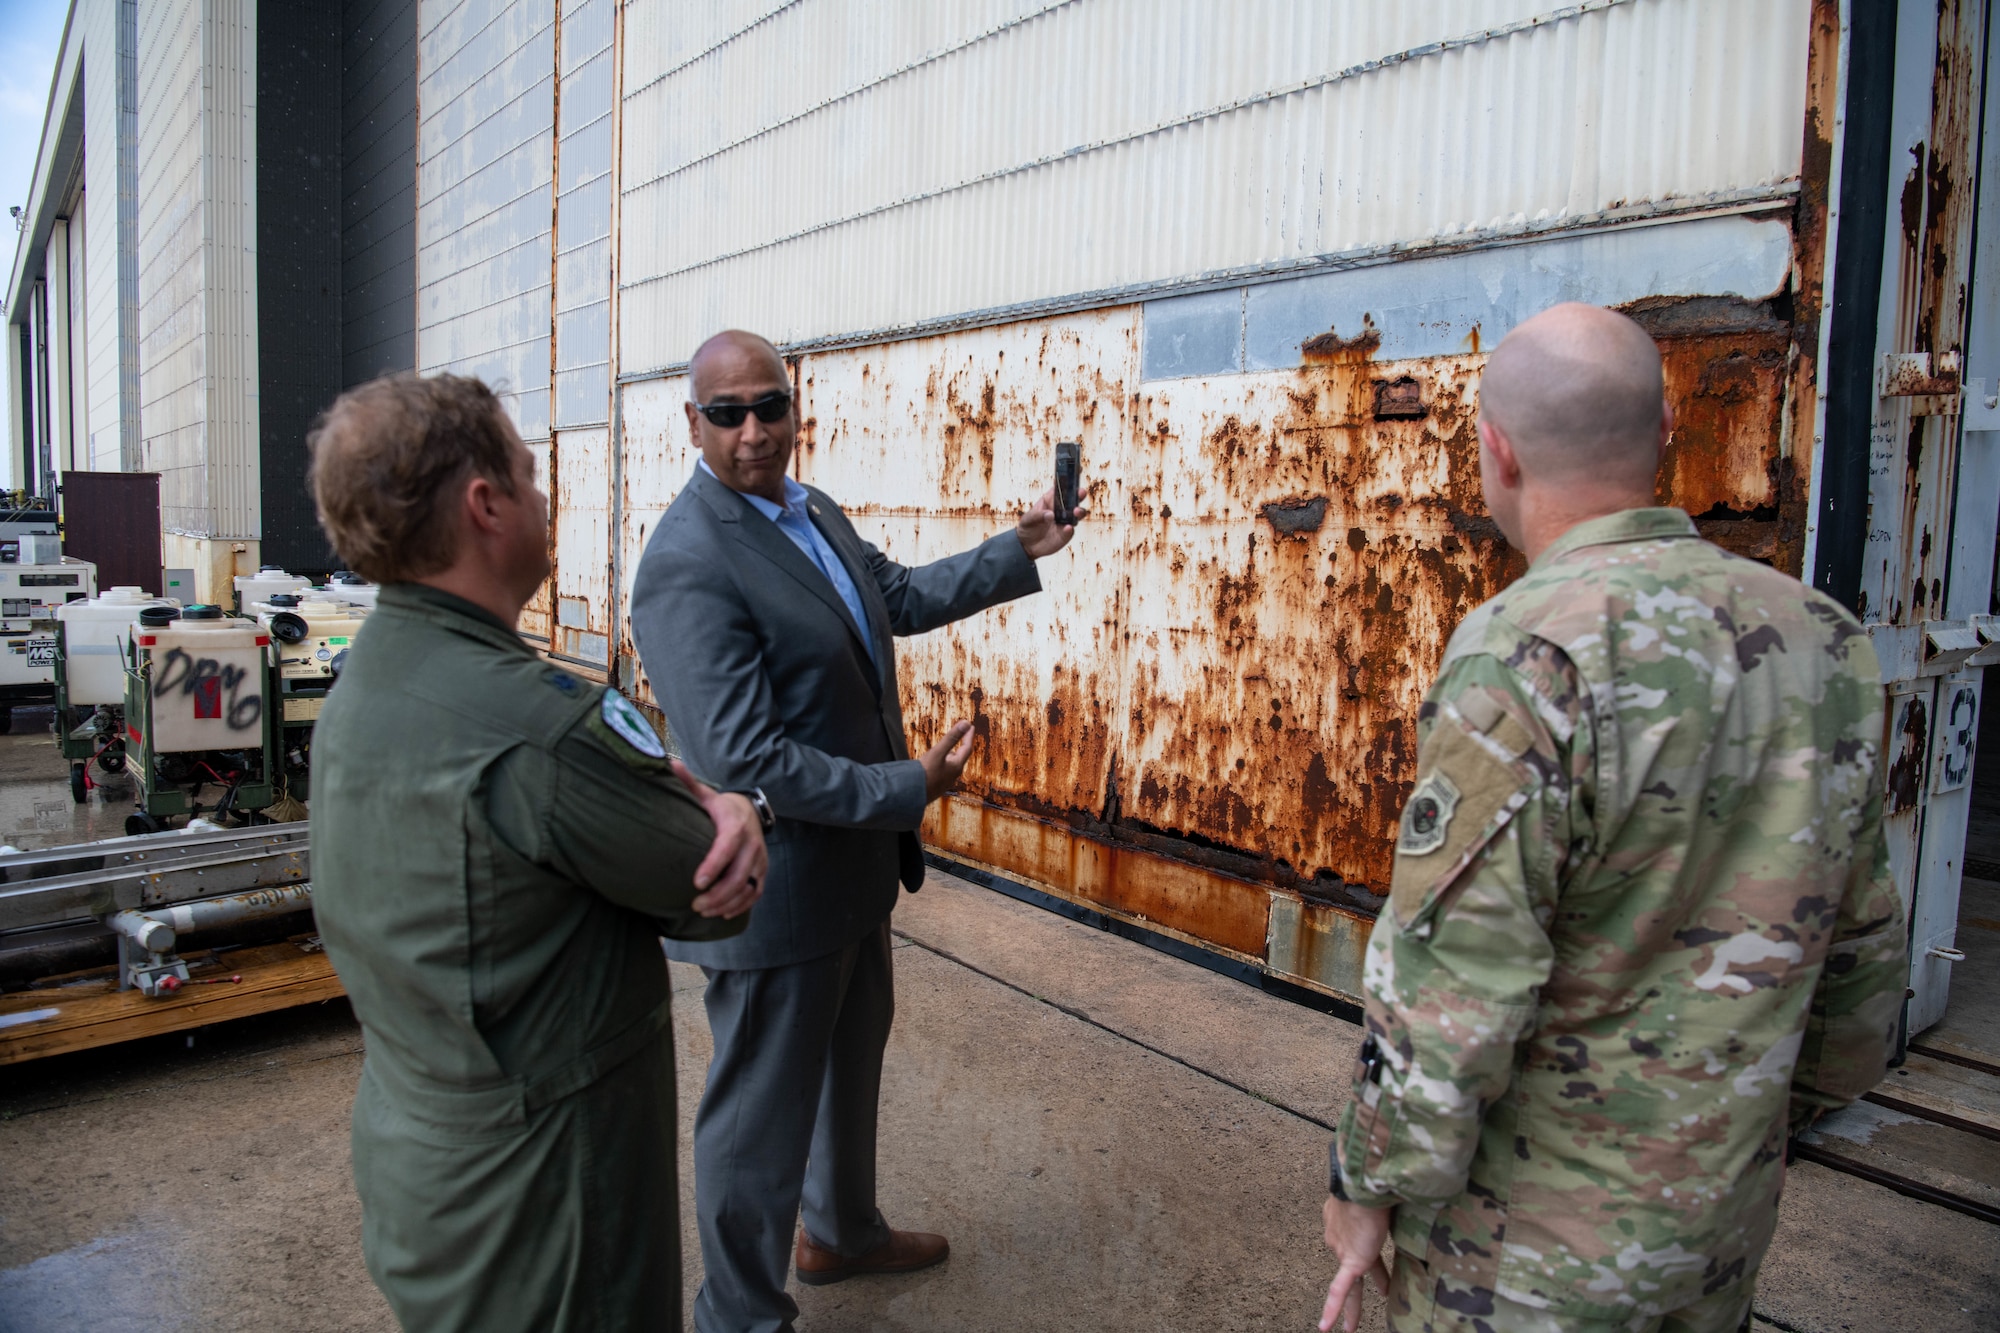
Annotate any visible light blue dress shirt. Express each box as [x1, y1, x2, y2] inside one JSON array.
[[699, 459, 877, 665]]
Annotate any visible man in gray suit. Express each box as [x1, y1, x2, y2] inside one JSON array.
[[630, 330, 1082, 1333]]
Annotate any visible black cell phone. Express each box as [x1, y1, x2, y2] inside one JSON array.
[[1054, 441, 1081, 526]]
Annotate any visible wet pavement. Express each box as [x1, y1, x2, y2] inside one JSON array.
[[0, 704, 1995, 1329], [0, 707, 132, 850]]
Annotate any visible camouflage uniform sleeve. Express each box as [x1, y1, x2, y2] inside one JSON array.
[[1334, 639, 1590, 1208], [1788, 724, 1906, 1133]]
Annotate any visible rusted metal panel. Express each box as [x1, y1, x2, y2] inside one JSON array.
[[1780, 0, 1841, 580], [926, 799, 1275, 963], [614, 372, 695, 705], [1122, 352, 1500, 899], [612, 231, 1806, 976], [552, 426, 610, 664], [1266, 895, 1372, 1002], [587, 5, 1871, 993], [792, 311, 1136, 822], [1854, 0, 1991, 1036], [519, 439, 554, 642], [1859, 0, 1985, 628], [618, 0, 1814, 375]]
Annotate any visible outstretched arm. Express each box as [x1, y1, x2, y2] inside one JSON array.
[[855, 488, 1081, 636]]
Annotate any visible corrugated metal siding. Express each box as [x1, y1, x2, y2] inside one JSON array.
[[81, 0, 140, 472], [415, 0, 555, 441], [551, 0, 614, 427], [137, 0, 262, 540], [203, 0, 262, 539], [617, 0, 1810, 373], [343, 0, 421, 385], [135, 0, 206, 531]]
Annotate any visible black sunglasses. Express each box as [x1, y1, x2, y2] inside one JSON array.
[[693, 392, 792, 428]]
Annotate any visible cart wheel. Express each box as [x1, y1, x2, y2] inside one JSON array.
[[125, 810, 163, 836], [97, 746, 126, 774], [69, 762, 87, 804]]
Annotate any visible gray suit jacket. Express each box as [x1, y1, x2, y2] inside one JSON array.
[[630, 468, 1041, 970]]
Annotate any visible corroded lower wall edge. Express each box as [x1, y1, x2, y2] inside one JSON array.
[[923, 795, 1375, 1006]]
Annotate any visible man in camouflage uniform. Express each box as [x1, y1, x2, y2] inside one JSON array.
[[1318, 304, 1906, 1333]]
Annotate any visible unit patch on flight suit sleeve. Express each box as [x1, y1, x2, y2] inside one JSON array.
[[591, 687, 670, 767]]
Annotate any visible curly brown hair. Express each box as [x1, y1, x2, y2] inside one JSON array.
[[308, 373, 520, 583]]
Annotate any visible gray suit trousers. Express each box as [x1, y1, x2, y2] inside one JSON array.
[[691, 925, 895, 1333]]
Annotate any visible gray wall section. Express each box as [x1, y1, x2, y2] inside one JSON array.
[[551, 0, 613, 428], [344, 0, 419, 386], [255, 0, 419, 574], [258, 2, 344, 572]]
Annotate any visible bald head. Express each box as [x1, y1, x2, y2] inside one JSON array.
[[1480, 303, 1666, 485], [690, 329, 786, 400], [1474, 304, 1673, 560], [684, 329, 798, 503]]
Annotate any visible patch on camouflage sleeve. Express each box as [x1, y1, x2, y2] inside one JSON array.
[[1398, 772, 1461, 856], [1389, 721, 1535, 928]]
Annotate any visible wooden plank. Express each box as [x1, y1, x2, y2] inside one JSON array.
[[1869, 1053, 2000, 1139], [0, 939, 345, 1065]]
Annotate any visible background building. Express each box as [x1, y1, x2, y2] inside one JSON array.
[[8, 0, 1996, 1033], [6, 0, 418, 600]]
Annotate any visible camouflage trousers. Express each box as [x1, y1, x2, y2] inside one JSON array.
[[1385, 1251, 1755, 1333]]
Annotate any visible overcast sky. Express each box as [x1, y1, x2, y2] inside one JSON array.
[[1, 1, 70, 483]]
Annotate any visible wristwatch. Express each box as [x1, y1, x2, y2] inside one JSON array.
[[741, 787, 777, 833], [1327, 1139, 1350, 1200]]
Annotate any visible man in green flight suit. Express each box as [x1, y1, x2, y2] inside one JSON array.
[[1317, 304, 1906, 1333], [307, 373, 770, 1331]]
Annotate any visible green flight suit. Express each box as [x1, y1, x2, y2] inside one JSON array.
[[312, 583, 745, 1332]]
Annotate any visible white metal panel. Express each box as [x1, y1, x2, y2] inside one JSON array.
[[621, 0, 792, 95], [44, 221, 74, 474], [618, 0, 1811, 373], [136, 0, 263, 539], [201, 0, 260, 540], [135, 0, 205, 529], [416, 0, 556, 441], [615, 372, 691, 704], [553, 425, 611, 664]]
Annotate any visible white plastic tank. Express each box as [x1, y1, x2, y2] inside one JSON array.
[[320, 572, 380, 610], [57, 587, 173, 705], [232, 567, 310, 610], [134, 607, 269, 751], [255, 596, 368, 680]]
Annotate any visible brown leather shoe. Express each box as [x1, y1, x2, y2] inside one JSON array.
[[794, 1225, 950, 1286]]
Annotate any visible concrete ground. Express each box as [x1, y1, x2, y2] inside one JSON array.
[[2, 714, 1998, 1330]]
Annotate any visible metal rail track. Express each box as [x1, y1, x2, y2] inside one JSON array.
[[1794, 1054, 2000, 1227]]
